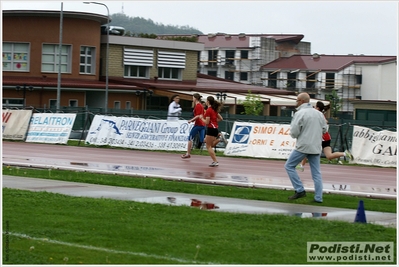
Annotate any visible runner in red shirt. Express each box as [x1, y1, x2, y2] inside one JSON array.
[[181, 93, 206, 159], [200, 96, 223, 167]]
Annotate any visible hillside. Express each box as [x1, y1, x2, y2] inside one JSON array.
[[110, 13, 203, 36]]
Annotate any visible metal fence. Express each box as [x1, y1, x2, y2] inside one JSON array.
[[33, 107, 397, 154]]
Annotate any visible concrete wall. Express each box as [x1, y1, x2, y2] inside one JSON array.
[[358, 62, 397, 101]]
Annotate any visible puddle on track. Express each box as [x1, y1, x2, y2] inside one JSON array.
[[132, 196, 330, 218]]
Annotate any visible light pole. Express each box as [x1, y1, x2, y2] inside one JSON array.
[[84, 1, 109, 114], [216, 92, 227, 103], [16, 84, 34, 108]]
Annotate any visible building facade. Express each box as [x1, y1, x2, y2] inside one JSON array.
[[158, 33, 311, 86], [260, 54, 397, 119], [3, 10, 298, 116]]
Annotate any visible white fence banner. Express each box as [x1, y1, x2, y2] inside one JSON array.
[[224, 122, 296, 159], [2, 109, 33, 140], [351, 125, 397, 167], [85, 115, 192, 151], [25, 113, 77, 144]]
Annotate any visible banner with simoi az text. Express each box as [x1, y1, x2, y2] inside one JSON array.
[[85, 115, 193, 151], [351, 126, 396, 167], [25, 113, 76, 144], [307, 242, 394, 263], [224, 122, 296, 159]]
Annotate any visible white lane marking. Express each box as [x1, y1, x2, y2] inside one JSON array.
[[4, 232, 218, 264]]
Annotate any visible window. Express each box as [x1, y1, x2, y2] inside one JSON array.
[[123, 48, 153, 79], [240, 50, 248, 59], [306, 72, 316, 89], [225, 50, 235, 65], [114, 101, 121, 109], [268, 72, 277, 88], [240, 72, 248, 81], [49, 99, 57, 108], [80, 46, 95, 74], [207, 70, 217, 77], [287, 72, 297, 88], [157, 51, 185, 80], [42, 44, 71, 73], [3, 98, 24, 107], [124, 65, 148, 78], [325, 73, 335, 89], [356, 75, 362, 84], [126, 101, 131, 109], [158, 67, 180, 80], [225, 71, 234, 81], [2, 42, 30, 71], [208, 50, 218, 68], [69, 100, 78, 107]]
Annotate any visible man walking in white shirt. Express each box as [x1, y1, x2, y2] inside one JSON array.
[[285, 93, 328, 203]]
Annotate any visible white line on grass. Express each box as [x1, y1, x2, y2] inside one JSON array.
[[5, 232, 219, 265]]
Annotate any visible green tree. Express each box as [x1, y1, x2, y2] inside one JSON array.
[[327, 90, 342, 117], [240, 90, 264, 115]]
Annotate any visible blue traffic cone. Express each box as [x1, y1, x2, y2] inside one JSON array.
[[354, 200, 367, 223]]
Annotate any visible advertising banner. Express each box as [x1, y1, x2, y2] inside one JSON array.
[[2, 109, 33, 140], [224, 122, 296, 159], [25, 113, 77, 144], [85, 115, 193, 151], [351, 126, 397, 167]]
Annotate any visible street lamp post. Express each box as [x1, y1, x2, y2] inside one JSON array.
[[216, 92, 227, 103], [16, 84, 34, 108], [84, 1, 109, 114]]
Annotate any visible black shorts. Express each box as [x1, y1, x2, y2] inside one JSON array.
[[206, 127, 219, 137], [322, 140, 331, 149]]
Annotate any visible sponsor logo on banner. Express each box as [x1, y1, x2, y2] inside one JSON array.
[[85, 115, 193, 151], [25, 113, 76, 144], [231, 125, 252, 144], [224, 122, 295, 159]]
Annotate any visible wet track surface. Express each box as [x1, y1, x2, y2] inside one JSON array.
[[2, 141, 397, 199], [3, 175, 397, 227]]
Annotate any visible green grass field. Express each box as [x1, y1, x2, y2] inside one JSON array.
[[2, 142, 397, 264], [3, 188, 396, 264]]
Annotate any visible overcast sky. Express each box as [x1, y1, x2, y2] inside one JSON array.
[[2, 1, 398, 56]]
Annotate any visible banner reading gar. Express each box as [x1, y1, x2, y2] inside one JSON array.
[[2, 109, 33, 140], [25, 113, 77, 144], [351, 126, 397, 167], [224, 122, 296, 159], [84, 115, 193, 151]]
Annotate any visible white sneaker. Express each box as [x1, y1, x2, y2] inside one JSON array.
[[220, 133, 228, 144], [296, 164, 304, 172], [209, 162, 219, 167], [344, 150, 354, 161]]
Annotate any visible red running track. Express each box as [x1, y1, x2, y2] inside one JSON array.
[[2, 141, 397, 198]]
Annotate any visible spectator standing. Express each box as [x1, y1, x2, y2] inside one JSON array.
[[167, 94, 182, 121], [285, 93, 328, 203], [181, 93, 206, 159]]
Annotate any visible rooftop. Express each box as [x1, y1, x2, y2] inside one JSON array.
[[261, 54, 397, 72]]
